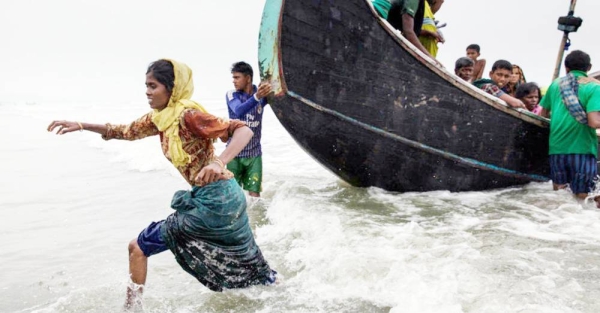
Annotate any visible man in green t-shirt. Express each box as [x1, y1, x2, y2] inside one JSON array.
[[540, 50, 600, 205], [371, 0, 433, 59]]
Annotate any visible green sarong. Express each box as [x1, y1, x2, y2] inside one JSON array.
[[161, 179, 275, 291]]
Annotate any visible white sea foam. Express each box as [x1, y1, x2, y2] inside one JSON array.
[[4, 102, 600, 312]]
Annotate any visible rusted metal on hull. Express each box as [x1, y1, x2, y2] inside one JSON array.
[[258, 0, 556, 192]]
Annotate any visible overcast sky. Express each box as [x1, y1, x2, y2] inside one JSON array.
[[436, 0, 600, 85], [1, 0, 599, 105]]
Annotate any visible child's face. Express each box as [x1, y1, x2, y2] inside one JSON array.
[[466, 49, 480, 61], [510, 67, 521, 84], [521, 90, 540, 110], [490, 68, 512, 87], [455, 66, 473, 81]]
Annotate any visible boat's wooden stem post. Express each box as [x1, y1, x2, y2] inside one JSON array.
[[552, 0, 582, 81]]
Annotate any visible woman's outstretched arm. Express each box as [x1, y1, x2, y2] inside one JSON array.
[[47, 120, 107, 135], [49, 113, 158, 140]]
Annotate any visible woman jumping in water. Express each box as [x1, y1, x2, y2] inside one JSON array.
[[48, 59, 276, 309]]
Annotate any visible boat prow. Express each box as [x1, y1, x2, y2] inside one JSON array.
[[258, 0, 551, 192]]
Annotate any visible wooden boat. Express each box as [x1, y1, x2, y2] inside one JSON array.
[[258, 0, 552, 192]]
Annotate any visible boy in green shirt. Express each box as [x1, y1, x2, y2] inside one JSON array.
[[540, 50, 600, 205]]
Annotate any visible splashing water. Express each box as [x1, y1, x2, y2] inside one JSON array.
[[3, 102, 600, 312]]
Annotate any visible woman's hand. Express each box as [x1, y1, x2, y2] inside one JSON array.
[[47, 120, 83, 135], [195, 162, 226, 186]]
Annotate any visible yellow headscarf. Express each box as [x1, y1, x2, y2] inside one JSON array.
[[151, 59, 208, 168]]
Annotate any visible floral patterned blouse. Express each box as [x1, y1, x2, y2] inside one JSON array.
[[102, 109, 246, 186]]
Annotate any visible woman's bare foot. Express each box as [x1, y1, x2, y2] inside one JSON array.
[[124, 282, 144, 311]]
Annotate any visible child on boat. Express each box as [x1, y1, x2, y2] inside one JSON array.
[[515, 82, 542, 114], [505, 64, 527, 96], [454, 57, 474, 81], [466, 44, 486, 82], [472, 59, 526, 109]]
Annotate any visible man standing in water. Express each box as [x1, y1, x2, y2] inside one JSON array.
[[226, 62, 271, 197], [540, 50, 600, 206]]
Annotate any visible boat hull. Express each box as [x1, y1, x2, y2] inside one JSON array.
[[259, 0, 553, 192]]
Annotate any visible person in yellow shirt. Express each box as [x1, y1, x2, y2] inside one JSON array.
[[418, 0, 445, 57]]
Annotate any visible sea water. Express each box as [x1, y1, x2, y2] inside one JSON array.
[[2, 100, 600, 313]]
